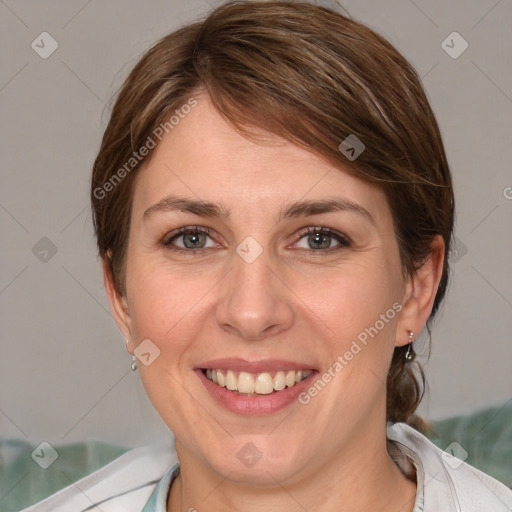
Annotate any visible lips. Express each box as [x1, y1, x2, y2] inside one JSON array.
[[196, 367, 318, 415]]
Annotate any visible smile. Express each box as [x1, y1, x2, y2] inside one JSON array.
[[202, 368, 313, 395]]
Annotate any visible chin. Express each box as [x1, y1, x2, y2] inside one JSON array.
[[204, 439, 306, 486]]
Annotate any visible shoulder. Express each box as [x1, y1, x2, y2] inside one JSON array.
[[387, 422, 512, 512], [19, 444, 178, 512]]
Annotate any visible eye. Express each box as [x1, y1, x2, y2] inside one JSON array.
[[163, 226, 218, 251], [162, 226, 350, 253], [294, 227, 351, 251]]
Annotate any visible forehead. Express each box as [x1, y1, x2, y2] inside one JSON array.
[[131, 96, 389, 221]]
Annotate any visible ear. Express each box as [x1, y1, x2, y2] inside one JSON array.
[[395, 234, 445, 347], [102, 257, 135, 354]]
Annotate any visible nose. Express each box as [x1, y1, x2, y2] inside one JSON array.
[[215, 248, 294, 341]]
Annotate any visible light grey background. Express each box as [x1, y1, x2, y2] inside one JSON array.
[[1, 0, 511, 448]]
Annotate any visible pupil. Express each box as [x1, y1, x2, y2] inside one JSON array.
[[309, 232, 330, 249], [184, 231, 205, 249]]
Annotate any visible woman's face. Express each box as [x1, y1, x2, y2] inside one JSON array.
[[107, 94, 434, 485]]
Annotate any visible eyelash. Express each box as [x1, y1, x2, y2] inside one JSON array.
[[295, 226, 352, 252], [162, 226, 351, 255]]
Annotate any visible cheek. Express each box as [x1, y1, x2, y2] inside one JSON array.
[[305, 261, 399, 334], [297, 257, 401, 390], [124, 264, 210, 416], [125, 258, 211, 349]]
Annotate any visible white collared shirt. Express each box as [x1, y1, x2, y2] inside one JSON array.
[[21, 423, 512, 511]]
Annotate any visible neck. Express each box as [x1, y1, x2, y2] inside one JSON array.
[[167, 425, 417, 512]]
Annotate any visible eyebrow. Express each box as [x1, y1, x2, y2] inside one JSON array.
[[281, 198, 374, 224], [142, 195, 374, 224], [142, 196, 229, 221]]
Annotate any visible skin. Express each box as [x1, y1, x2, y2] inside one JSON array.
[[104, 93, 444, 512]]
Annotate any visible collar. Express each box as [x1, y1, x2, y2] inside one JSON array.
[[141, 462, 180, 512]]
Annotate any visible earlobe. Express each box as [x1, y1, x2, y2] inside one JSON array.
[[395, 235, 445, 347], [102, 258, 134, 354]]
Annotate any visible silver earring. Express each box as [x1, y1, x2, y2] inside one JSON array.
[[125, 338, 138, 371], [405, 331, 414, 360]]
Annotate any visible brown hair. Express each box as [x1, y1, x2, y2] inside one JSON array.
[[91, 0, 454, 425]]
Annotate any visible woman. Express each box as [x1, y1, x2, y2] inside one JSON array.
[[23, 1, 512, 511]]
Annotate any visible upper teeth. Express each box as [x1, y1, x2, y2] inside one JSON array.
[[205, 369, 313, 394]]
